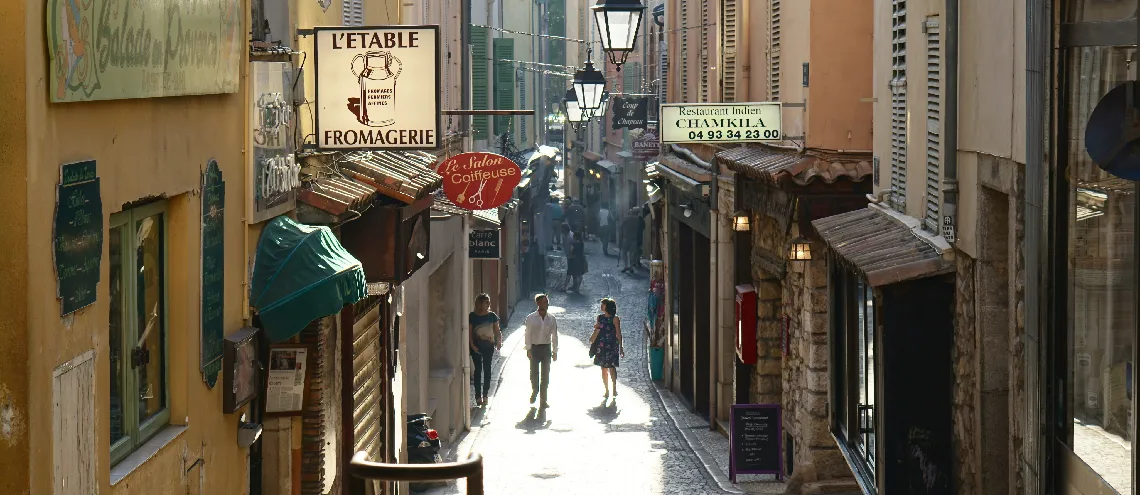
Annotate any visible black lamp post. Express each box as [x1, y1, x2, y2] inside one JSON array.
[[594, 91, 611, 122], [573, 53, 607, 119], [592, 0, 647, 71]]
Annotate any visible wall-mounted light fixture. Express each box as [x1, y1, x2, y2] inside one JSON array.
[[682, 201, 694, 218], [732, 211, 751, 232], [788, 237, 812, 261]]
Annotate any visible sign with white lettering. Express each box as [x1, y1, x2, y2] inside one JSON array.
[[315, 26, 441, 150], [46, 0, 242, 102], [612, 97, 649, 130], [659, 103, 783, 144], [469, 229, 501, 259], [201, 160, 225, 388], [54, 160, 103, 316], [632, 122, 660, 159], [250, 62, 299, 223]]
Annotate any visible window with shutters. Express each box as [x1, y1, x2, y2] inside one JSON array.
[[342, 0, 364, 26], [350, 301, 386, 494], [518, 71, 528, 144], [493, 38, 516, 136], [700, 0, 709, 102], [722, 0, 738, 102], [470, 27, 490, 140], [770, 0, 781, 101], [680, 1, 689, 99], [660, 40, 668, 104], [889, 0, 907, 211], [924, 17, 941, 232]]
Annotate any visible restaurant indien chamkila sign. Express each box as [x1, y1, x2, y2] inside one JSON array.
[[438, 152, 521, 211], [46, 0, 243, 102]]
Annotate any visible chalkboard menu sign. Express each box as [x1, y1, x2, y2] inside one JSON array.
[[469, 229, 501, 259], [53, 160, 103, 316], [730, 404, 783, 482], [201, 160, 226, 387]]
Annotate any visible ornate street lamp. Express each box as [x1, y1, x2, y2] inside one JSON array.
[[573, 53, 607, 118], [592, 0, 647, 70], [563, 89, 589, 132], [593, 91, 611, 122]]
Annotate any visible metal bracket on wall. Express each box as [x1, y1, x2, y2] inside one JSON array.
[[297, 28, 314, 37], [781, 102, 806, 108]]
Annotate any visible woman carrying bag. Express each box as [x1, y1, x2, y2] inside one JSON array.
[[589, 298, 625, 399]]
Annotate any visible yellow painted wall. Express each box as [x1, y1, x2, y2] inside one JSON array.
[[20, 0, 252, 493], [0, 0, 30, 492]]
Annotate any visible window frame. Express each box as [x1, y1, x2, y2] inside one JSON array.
[[109, 200, 171, 467], [829, 259, 879, 487], [1048, 6, 1140, 493]]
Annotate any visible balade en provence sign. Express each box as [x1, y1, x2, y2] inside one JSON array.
[[659, 103, 782, 144], [47, 0, 243, 102], [315, 26, 441, 150]]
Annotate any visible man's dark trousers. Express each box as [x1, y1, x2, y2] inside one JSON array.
[[529, 344, 552, 403]]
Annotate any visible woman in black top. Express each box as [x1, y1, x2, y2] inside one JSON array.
[[469, 293, 502, 406]]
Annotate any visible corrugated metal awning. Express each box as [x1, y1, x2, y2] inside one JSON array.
[[338, 151, 443, 204], [717, 145, 872, 186], [298, 176, 378, 216], [812, 206, 954, 287]]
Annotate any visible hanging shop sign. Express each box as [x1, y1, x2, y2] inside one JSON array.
[[469, 229, 501, 259], [439, 152, 521, 210], [659, 102, 782, 144], [314, 26, 441, 150], [46, 0, 242, 102], [54, 160, 103, 316], [201, 160, 226, 388], [632, 122, 660, 159], [612, 97, 649, 130], [250, 62, 299, 223]]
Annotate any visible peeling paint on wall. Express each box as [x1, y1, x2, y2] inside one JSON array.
[[0, 383, 25, 446]]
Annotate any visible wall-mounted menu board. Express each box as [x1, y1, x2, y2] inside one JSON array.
[[730, 404, 782, 482], [54, 160, 103, 316]]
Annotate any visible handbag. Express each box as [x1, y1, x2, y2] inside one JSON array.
[[588, 316, 602, 358]]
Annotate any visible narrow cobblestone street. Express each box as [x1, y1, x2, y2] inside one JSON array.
[[424, 240, 742, 495]]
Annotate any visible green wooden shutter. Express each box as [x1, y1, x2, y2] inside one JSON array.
[[471, 27, 490, 140], [493, 38, 515, 135]]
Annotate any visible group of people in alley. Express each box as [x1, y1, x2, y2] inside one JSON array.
[[551, 196, 649, 293], [468, 292, 625, 409]]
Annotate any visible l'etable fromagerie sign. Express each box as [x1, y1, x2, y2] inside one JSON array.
[[315, 26, 441, 150], [659, 103, 783, 144]]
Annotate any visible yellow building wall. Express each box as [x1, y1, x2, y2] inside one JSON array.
[[19, 0, 253, 493], [0, 0, 30, 492]]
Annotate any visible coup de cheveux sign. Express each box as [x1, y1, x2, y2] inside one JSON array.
[[315, 26, 441, 150], [612, 97, 649, 130], [438, 152, 521, 211], [660, 103, 782, 144], [250, 62, 299, 223], [46, 0, 243, 102]]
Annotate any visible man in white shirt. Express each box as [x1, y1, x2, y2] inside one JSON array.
[[524, 293, 559, 408], [598, 202, 612, 256]]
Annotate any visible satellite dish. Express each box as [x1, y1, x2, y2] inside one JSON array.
[[1085, 80, 1140, 180]]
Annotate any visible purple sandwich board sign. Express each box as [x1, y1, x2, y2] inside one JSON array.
[[730, 404, 783, 483]]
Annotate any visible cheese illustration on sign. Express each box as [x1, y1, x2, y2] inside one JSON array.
[[315, 26, 441, 150]]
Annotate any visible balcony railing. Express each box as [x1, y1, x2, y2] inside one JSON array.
[[348, 451, 484, 495]]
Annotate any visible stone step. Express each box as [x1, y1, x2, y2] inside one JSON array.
[[801, 479, 863, 495]]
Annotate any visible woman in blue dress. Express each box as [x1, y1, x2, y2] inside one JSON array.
[[589, 298, 625, 398]]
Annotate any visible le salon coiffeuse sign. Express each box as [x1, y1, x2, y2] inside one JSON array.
[[315, 26, 441, 150], [439, 152, 521, 211]]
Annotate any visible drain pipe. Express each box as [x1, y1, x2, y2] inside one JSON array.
[[1025, 0, 1047, 489], [941, 0, 960, 237], [708, 157, 721, 430]]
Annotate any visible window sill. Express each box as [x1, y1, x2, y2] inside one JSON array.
[[110, 425, 188, 486]]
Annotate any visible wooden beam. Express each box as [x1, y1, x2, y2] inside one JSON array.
[[441, 110, 536, 116]]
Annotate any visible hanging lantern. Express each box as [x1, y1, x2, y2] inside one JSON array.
[[788, 237, 812, 261], [563, 88, 589, 132], [573, 54, 607, 116], [594, 91, 611, 121], [592, 0, 647, 70], [732, 211, 751, 232]]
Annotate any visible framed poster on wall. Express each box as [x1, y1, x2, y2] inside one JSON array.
[[265, 344, 312, 416]]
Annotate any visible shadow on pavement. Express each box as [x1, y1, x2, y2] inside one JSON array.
[[515, 407, 550, 434], [587, 399, 620, 424]]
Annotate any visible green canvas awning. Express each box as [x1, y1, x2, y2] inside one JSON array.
[[251, 216, 368, 342]]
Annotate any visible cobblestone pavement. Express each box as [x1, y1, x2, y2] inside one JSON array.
[[424, 241, 739, 495]]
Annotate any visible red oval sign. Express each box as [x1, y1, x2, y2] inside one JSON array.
[[438, 152, 521, 210]]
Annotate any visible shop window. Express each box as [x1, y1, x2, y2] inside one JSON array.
[[830, 264, 877, 482], [109, 202, 170, 466], [1064, 45, 1137, 494]]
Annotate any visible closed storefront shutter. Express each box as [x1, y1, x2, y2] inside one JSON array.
[[924, 17, 941, 232], [493, 38, 516, 135], [352, 303, 385, 493], [471, 27, 490, 140]]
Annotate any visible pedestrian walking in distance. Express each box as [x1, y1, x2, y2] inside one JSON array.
[[589, 298, 625, 398], [598, 202, 614, 256], [469, 293, 502, 407], [524, 293, 559, 408], [567, 226, 587, 292]]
